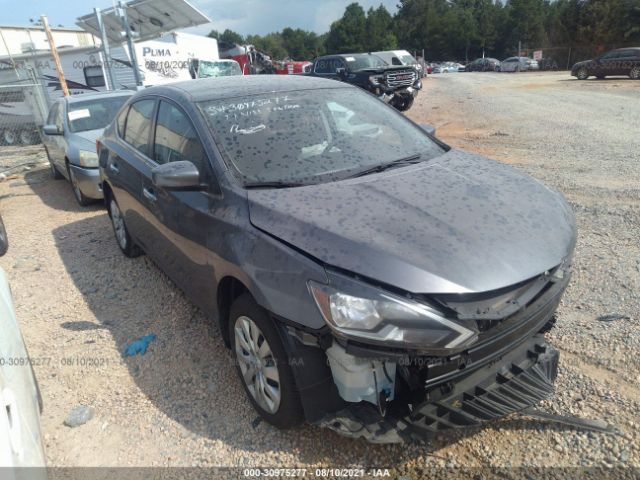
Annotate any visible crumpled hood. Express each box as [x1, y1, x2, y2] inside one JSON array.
[[248, 150, 576, 294]]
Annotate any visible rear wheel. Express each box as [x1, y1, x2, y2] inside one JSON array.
[[108, 195, 142, 257], [1, 128, 17, 146], [229, 293, 304, 429], [630, 66, 640, 80], [19, 129, 38, 145], [576, 67, 589, 80]]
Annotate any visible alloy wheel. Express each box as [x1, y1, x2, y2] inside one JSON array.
[[577, 68, 588, 80], [630, 66, 640, 80], [110, 199, 128, 250], [234, 315, 281, 414]]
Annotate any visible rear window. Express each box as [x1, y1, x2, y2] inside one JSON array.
[[67, 96, 130, 133]]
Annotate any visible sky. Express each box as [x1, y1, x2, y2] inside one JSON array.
[[0, 0, 399, 36]]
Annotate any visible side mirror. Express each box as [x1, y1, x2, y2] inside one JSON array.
[[43, 124, 62, 136], [152, 161, 201, 189], [419, 124, 437, 136], [336, 67, 346, 77], [0, 215, 8, 257]]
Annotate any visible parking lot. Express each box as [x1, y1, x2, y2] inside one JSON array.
[[0, 71, 638, 474]]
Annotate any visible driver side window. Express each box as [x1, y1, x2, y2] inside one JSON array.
[[153, 101, 208, 175]]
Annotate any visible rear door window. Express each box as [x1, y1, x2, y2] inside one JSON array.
[[124, 99, 156, 157], [153, 100, 207, 173]]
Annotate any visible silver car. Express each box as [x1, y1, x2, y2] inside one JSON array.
[[42, 91, 133, 206], [0, 215, 47, 475], [501, 56, 539, 72]]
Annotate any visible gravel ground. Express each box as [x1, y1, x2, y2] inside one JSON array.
[[0, 71, 638, 476]]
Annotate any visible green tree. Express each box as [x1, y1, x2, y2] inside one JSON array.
[[365, 5, 398, 51], [208, 29, 245, 45], [325, 3, 368, 53]]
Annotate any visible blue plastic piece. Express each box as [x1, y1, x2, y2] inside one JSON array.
[[123, 334, 157, 357]]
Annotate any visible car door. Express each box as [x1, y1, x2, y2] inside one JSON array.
[[42, 101, 66, 173], [596, 50, 619, 76], [142, 99, 218, 310], [108, 98, 158, 249]]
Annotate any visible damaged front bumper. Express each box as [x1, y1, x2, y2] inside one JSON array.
[[316, 335, 559, 443]]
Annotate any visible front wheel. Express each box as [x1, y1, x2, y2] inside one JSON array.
[[391, 94, 415, 112], [67, 165, 92, 207], [576, 67, 589, 80], [108, 195, 142, 257], [630, 66, 640, 80], [230, 293, 304, 429]]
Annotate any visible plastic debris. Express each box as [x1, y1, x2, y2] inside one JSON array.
[[124, 334, 157, 357]]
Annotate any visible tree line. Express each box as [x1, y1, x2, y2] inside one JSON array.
[[209, 0, 640, 63]]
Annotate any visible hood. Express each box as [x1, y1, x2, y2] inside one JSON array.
[[248, 150, 576, 294], [67, 129, 102, 151]]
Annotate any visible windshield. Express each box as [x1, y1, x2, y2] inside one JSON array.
[[198, 60, 242, 78], [399, 54, 417, 65], [345, 54, 387, 70], [198, 88, 445, 186], [67, 96, 129, 133]]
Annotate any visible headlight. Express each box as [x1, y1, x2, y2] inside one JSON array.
[[78, 150, 99, 168], [308, 277, 477, 351], [369, 75, 384, 85]]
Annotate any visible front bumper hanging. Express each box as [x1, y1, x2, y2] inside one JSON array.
[[316, 335, 559, 443]]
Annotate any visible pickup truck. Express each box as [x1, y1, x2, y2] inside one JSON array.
[[306, 53, 422, 111]]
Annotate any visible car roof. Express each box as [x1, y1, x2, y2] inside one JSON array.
[[64, 90, 133, 104], [139, 75, 353, 103]]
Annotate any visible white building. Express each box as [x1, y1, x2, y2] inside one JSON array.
[[0, 25, 97, 56]]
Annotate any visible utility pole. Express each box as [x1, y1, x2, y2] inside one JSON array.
[[95, 8, 118, 90], [117, 1, 143, 86], [41, 15, 69, 96], [518, 40, 522, 57]]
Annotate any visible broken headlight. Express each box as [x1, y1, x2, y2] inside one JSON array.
[[308, 276, 477, 352]]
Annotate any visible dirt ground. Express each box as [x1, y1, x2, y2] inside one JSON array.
[[0, 71, 638, 476]]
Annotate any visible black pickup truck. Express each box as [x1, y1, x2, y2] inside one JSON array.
[[306, 53, 422, 111]]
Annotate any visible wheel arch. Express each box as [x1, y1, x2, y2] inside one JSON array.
[[217, 275, 252, 347]]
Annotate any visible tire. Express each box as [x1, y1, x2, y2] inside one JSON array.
[[392, 95, 414, 112], [229, 293, 304, 429], [0, 215, 8, 256], [19, 129, 38, 145], [576, 67, 589, 80], [45, 147, 63, 179], [1, 128, 18, 146], [630, 66, 640, 80], [67, 164, 93, 207], [107, 194, 142, 257]]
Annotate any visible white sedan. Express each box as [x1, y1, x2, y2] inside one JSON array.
[[0, 215, 47, 476]]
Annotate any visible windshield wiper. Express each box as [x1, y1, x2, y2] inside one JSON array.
[[346, 154, 423, 179], [243, 181, 308, 189]]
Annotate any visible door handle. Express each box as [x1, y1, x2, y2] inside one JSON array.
[[109, 163, 120, 174], [143, 187, 157, 202]]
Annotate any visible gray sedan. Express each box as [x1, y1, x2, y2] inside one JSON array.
[[42, 91, 133, 206], [501, 56, 540, 72], [99, 76, 576, 442]]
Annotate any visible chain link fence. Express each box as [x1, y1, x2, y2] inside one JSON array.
[[0, 62, 50, 176], [0, 63, 49, 145]]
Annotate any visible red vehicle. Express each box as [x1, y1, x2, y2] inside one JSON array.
[[218, 41, 311, 76], [273, 60, 312, 75]]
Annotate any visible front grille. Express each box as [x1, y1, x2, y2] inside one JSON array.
[[385, 69, 416, 87]]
